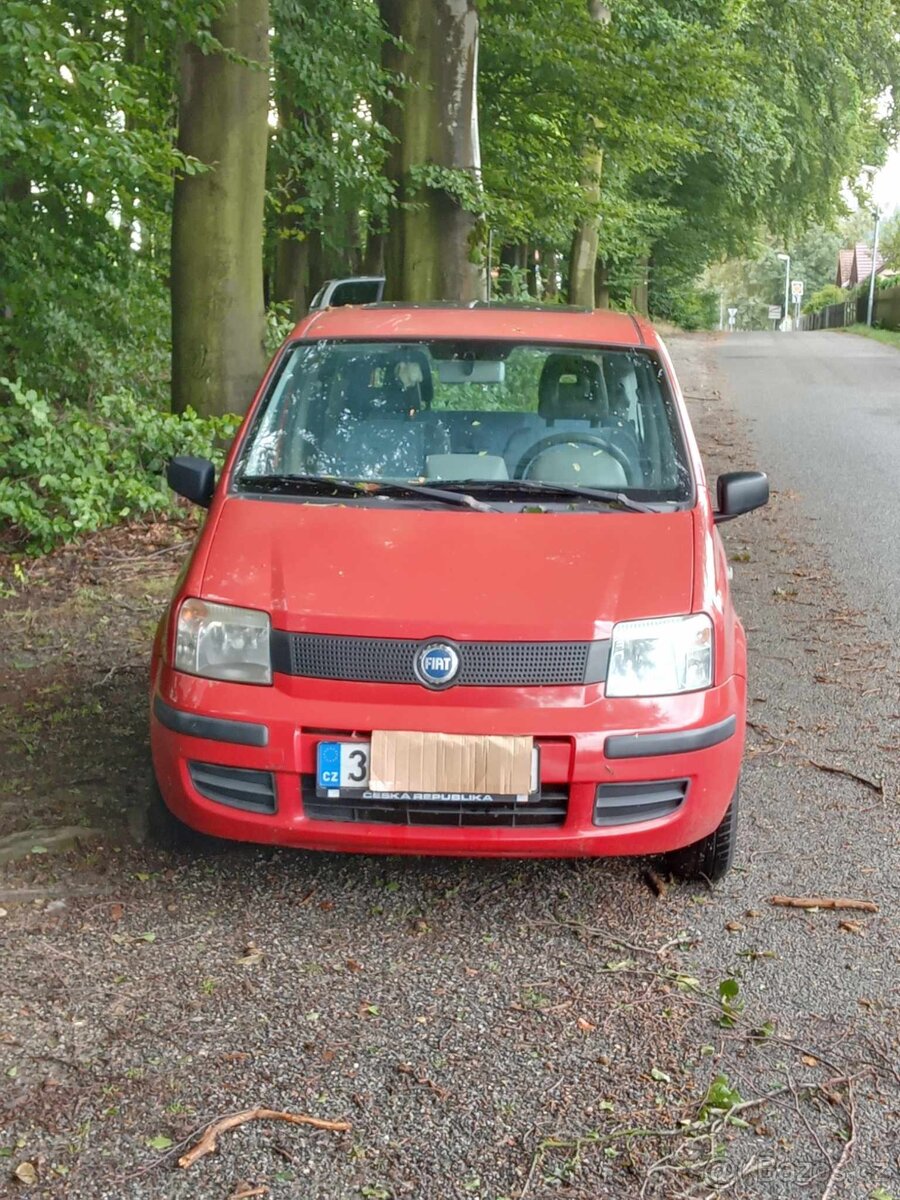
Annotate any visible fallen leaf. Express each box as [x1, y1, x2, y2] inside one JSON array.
[[800, 1054, 818, 1067], [650, 1067, 671, 1083], [237, 944, 263, 966], [147, 1135, 173, 1151], [14, 1161, 37, 1184], [724, 920, 745, 933], [136, 932, 156, 943], [345, 958, 363, 973], [110, 903, 123, 922], [577, 1017, 596, 1034], [0, 908, 7, 918]]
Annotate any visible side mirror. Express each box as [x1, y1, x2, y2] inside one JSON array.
[[714, 471, 768, 524], [167, 455, 215, 507]]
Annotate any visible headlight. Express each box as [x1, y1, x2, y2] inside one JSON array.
[[606, 614, 713, 697], [174, 599, 271, 684]]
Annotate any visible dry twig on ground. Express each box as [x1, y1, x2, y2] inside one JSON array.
[[178, 1108, 350, 1169], [769, 895, 878, 913]]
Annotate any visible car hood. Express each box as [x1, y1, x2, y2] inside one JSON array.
[[200, 498, 695, 641]]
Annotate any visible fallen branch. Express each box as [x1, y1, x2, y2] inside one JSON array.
[[178, 1108, 350, 1169], [820, 1072, 868, 1200], [769, 896, 878, 913], [804, 758, 883, 795]]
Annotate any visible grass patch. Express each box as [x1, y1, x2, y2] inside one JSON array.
[[842, 323, 900, 350]]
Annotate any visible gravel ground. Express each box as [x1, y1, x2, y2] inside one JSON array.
[[0, 333, 898, 1199]]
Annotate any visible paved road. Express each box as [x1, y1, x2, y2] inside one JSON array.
[[714, 330, 900, 637]]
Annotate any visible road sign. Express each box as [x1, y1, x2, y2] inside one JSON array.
[[768, 305, 782, 320], [791, 279, 804, 299], [727, 307, 738, 318]]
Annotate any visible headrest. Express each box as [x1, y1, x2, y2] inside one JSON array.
[[538, 355, 606, 423], [603, 355, 636, 418], [338, 349, 434, 419]]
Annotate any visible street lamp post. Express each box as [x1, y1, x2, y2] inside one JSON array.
[[777, 253, 790, 331], [866, 209, 881, 327]]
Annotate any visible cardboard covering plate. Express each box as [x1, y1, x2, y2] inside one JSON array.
[[369, 731, 534, 795]]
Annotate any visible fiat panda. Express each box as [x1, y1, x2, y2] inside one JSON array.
[[150, 304, 767, 880]]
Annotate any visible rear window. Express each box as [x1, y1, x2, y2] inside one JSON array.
[[235, 340, 693, 504]]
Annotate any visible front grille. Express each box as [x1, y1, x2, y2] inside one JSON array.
[[301, 775, 568, 827], [188, 762, 277, 813], [272, 631, 608, 687], [593, 779, 688, 826]]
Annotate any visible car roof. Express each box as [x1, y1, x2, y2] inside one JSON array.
[[291, 303, 658, 349]]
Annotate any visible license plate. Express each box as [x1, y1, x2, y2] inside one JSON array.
[[316, 740, 540, 802]]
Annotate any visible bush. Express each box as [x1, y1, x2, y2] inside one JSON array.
[[802, 284, 845, 314], [0, 379, 241, 553], [650, 284, 719, 332]]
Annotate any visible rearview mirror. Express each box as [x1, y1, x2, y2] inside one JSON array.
[[167, 455, 215, 507], [436, 359, 506, 385], [714, 471, 768, 524]]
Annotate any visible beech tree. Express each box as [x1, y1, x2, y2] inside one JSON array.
[[378, 0, 485, 302], [171, 0, 269, 416]]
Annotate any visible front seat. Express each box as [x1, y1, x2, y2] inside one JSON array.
[[318, 351, 449, 479], [506, 354, 630, 487]]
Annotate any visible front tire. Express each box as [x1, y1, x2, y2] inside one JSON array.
[[147, 772, 213, 852], [660, 782, 739, 882]]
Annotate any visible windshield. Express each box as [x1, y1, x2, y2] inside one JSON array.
[[235, 340, 693, 504]]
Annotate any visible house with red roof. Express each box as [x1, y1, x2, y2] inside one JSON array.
[[835, 242, 885, 288]]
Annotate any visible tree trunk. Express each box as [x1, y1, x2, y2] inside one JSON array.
[[595, 258, 610, 309], [631, 256, 649, 315], [364, 230, 386, 276], [378, 0, 484, 303], [544, 251, 559, 299], [568, 146, 603, 308], [527, 248, 540, 298], [273, 231, 311, 317], [171, 0, 269, 416], [567, 0, 609, 309]]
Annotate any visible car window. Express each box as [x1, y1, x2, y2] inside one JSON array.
[[328, 280, 383, 307], [235, 340, 692, 503]]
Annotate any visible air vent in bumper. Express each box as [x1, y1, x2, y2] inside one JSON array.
[[593, 779, 688, 826], [188, 762, 277, 813]]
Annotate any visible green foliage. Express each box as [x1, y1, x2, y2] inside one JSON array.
[[803, 284, 845, 314], [650, 281, 718, 331], [699, 1073, 748, 1126], [0, 379, 239, 552], [269, 0, 395, 266], [0, 2, 220, 400], [716, 977, 744, 1028]]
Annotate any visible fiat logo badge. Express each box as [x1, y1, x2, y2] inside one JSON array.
[[414, 641, 461, 689]]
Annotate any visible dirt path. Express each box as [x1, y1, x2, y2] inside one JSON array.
[[0, 335, 898, 1199]]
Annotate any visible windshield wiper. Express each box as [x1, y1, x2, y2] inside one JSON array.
[[439, 479, 657, 513], [369, 481, 495, 511], [240, 473, 368, 498], [238, 473, 493, 511]]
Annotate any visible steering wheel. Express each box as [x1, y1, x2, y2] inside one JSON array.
[[514, 431, 633, 481]]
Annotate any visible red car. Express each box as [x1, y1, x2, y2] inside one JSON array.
[[151, 304, 767, 879]]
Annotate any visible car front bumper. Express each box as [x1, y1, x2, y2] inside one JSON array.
[[150, 669, 746, 858]]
